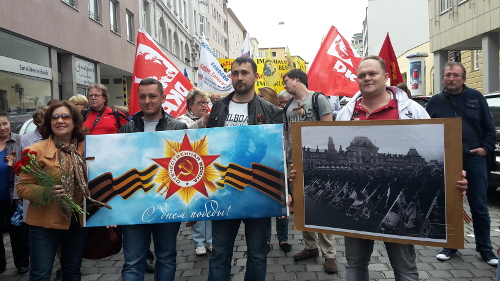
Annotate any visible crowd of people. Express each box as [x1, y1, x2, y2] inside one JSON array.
[[0, 55, 495, 281]]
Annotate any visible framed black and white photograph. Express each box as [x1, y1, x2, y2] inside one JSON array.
[[291, 119, 464, 248]]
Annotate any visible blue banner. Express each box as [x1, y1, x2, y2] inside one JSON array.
[[84, 124, 287, 226]]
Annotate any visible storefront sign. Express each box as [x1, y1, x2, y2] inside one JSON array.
[[0, 55, 52, 80], [75, 57, 96, 85]]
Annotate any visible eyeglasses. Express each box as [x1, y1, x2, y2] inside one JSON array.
[[88, 94, 102, 98], [195, 102, 209, 106], [444, 73, 462, 78], [51, 114, 72, 121]]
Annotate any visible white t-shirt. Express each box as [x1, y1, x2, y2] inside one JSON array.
[[224, 101, 249, 127], [143, 119, 159, 132]]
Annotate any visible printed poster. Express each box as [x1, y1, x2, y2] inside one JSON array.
[[84, 124, 288, 226]]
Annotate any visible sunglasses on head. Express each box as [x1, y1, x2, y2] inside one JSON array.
[[51, 114, 72, 120]]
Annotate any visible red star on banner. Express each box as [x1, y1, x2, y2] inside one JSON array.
[[152, 134, 219, 201]]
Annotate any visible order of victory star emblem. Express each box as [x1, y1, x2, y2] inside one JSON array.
[[152, 133, 220, 205]]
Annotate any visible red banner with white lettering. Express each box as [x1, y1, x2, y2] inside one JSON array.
[[378, 33, 403, 86], [130, 28, 193, 117], [308, 26, 362, 97]]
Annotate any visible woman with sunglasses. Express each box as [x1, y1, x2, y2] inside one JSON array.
[[17, 101, 107, 281], [177, 88, 213, 256], [177, 88, 211, 129]]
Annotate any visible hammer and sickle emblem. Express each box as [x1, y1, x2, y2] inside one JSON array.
[[177, 159, 194, 178]]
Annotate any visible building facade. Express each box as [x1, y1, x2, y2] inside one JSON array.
[[362, 0, 429, 58], [428, 0, 500, 94], [226, 8, 246, 59], [0, 0, 139, 113]]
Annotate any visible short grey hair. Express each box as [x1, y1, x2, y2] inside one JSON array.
[[278, 90, 291, 99]]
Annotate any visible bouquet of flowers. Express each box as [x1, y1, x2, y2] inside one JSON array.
[[14, 149, 85, 218]]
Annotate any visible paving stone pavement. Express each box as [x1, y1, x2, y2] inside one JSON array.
[[2, 193, 500, 280]]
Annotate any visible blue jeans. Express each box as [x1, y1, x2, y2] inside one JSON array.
[[208, 217, 270, 281], [122, 222, 180, 281], [191, 220, 212, 248], [29, 224, 88, 281], [463, 154, 492, 253], [345, 237, 418, 281], [266, 217, 289, 243]]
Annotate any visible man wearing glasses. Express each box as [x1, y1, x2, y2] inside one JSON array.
[[426, 61, 498, 266], [83, 84, 128, 135]]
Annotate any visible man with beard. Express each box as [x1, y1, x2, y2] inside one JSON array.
[[206, 57, 282, 281]]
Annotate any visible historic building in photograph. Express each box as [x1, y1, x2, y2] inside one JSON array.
[[302, 136, 428, 171]]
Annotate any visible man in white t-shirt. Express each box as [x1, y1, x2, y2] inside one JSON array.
[[206, 57, 282, 281]]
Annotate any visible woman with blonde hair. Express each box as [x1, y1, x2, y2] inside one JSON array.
[[68, 95, 89, 113], [257, 87, 279, 107]]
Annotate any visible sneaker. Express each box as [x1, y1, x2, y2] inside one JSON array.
[[195, 246, 207, 256], [53, 269, 62, 281], [324, 258, 338, 274], [436, 248, 457, 261], [279, 242, 292, 252], [145, 258, 155, 273], [206, 244, 213, 252], [480, 251, 499, 266], [293, 248, 319, 261]]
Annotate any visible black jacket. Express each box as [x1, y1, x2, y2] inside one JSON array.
[[426, 85, 496, 156], [118, 110, 187, 133], [207, 92, 283, 128]]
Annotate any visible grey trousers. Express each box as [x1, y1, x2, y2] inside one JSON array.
[[345, 236, 418, 281]]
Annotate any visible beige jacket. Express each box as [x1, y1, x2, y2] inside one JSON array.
[[16, 137, 84, 230]]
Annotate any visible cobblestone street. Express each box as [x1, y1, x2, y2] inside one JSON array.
[[1, 191, 500, 281]]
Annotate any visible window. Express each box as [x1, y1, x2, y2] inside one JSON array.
[[199, 15, 205, 35], [110, 0, 119, 33], [272, 51, 277, 58], [183, 1, 187, 24], [126, 11, 134, 42], [88, 0, 100, 21], [473, 50, 480, 70], [440, 0, 450, 13], [62, 0, 77, 8]]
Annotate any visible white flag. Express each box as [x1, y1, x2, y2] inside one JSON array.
[[239, 33, 251, 58], [198, 35, 234, 94]]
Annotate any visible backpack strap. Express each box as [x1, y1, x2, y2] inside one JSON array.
[[283, 97, 295, 132], [312, 92, 327, 120], [111, 108, 128, 129]]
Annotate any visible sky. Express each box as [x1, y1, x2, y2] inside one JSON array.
[[227, 0, 368, 63]]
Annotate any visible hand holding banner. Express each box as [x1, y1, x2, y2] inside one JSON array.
[[130, 28, 193, 118], [308, 26, 362, 97]]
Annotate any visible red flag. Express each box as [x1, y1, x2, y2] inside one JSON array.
[[308, 26, 362, 97], [130, 28, 193, 117], [378, 33, 403, 86]]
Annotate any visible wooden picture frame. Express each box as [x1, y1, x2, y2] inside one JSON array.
[[291, 118, 464, 249]]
